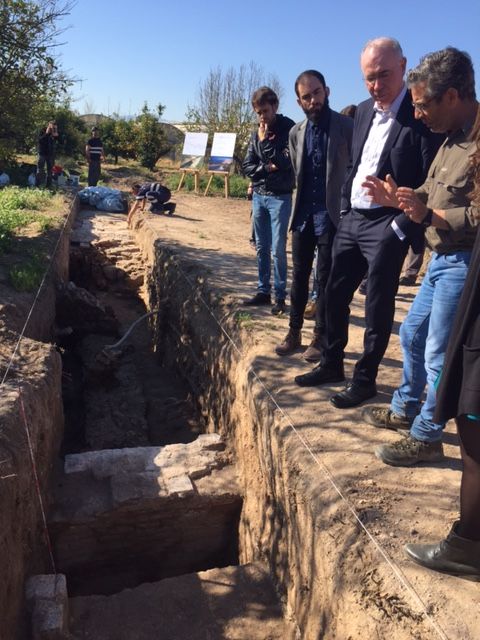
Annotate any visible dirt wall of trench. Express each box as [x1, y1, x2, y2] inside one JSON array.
[[0, 197, 77, 640], [133, 217, 440, 640]]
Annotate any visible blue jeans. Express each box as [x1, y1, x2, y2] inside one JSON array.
[[391, 251, 472, 442], [252, 192, 291, 300]]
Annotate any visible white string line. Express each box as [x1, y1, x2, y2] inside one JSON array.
[[0, 196, 77, 388], [19, 391, 56, 574], [141, 218, 449, 640]]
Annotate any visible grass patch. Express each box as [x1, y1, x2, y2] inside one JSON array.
[[0, 186, 59, 255], [235, 311, 255, 330], [163, 171, 249, 198], [9, 252, 46, 292]]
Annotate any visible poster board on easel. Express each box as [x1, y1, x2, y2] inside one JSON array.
[[177, 132, 208, 193], [204, 132, 237, 198]]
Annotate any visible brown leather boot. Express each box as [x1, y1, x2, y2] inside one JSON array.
[[303, 333, 323, 362], [275, 329, 302, 356]]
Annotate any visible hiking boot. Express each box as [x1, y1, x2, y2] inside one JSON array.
[[304, 300, 317, 320], [303, 334, 323, 362], [275, 329, 302, 356], [404, 521, 480, 576], [271, 299, 286, 316], [362, 406, 412, 432], [243, 292, 271, 306], [375, 435, 445, 467]]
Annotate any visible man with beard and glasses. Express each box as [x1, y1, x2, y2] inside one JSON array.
[[275, 70, 353, 359], [295, 38, 442, 410]]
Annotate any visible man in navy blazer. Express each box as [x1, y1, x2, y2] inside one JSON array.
[[295, 37, 442, 408], [275, 70, 353, 361]]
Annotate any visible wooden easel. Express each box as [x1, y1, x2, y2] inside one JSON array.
[[204, 171, 230, 198], [177, 169, 200, 194]]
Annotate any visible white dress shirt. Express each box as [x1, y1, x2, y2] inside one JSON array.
[[351, 85, 407, 210]]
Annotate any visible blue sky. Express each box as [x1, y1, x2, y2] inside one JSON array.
[[58, 0, 480, 123]]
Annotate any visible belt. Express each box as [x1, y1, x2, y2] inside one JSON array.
[[352, 206, 399, 217]]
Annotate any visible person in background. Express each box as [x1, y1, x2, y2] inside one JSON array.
[[36, 120, 58, 188], [242, 86, 295, 316], [127, 182, 175, 225], [404, 105, 480, 576], [340, 104, 357, 119], [399, 244, 425, 286], [86, 126, 105, 187]]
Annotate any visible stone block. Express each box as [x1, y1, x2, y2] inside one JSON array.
[[110, 471, 167, 505], [32, 600, 68, 639], [162, 471, 195, 496], [65, 447, 163, 478], [25, 575, 67, 609], [191, 433, 224, 451]]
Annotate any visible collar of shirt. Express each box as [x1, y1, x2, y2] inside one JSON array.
[[461, 106, 479, 138], [374, 84, 407, 118], [444, 109, 478, 145]]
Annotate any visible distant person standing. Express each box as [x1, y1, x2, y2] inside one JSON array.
[[86, 127, 105, 186], [36, 120, 58, 188]]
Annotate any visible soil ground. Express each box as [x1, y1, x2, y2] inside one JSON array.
[[123, 188, 479, 640]]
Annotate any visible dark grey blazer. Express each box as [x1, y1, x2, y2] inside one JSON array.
[[288, 110, 353, 230]]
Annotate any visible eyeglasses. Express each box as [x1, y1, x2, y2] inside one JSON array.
[[411, 97, 435, 114]]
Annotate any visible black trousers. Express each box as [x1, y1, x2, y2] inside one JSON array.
[[36, 154, 54, 187], [289, 216, 334, 335], [88, 159, 101, 187], [324, 208, 409, 385]]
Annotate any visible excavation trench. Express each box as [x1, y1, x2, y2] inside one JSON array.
[[52, 233, 241, 596], [26, 207, 290, 639]]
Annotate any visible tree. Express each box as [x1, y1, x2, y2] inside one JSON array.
[[186, 62, 283, 169], [101, 116, 136, 164], [134, 103, 170, 170], [0, 0, 75, 162]]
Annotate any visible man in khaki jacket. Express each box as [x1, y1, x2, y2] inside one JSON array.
[[362, 47, 479, 467]]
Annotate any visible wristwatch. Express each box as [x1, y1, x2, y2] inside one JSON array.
[[422, 208, 433, 227]]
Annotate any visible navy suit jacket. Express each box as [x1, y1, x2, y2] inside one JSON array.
[[341, 91, 443, 247]]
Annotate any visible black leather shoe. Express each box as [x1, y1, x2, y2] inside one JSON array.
[[404, 522, 480, 576], [243, 292, 271, 306], [330, 382, 377, 408], [295, 365, 344, 387]]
